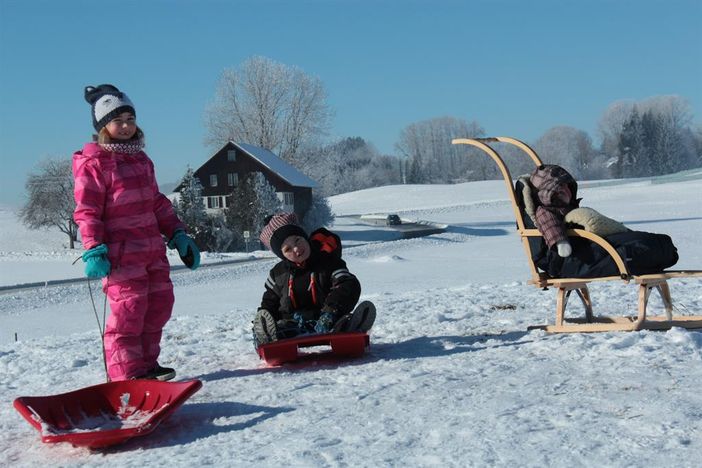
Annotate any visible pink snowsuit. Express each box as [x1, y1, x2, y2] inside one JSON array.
[[73, 142, 185, 381]]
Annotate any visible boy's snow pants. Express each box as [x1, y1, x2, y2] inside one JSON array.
[[102, 255, 174, 381]]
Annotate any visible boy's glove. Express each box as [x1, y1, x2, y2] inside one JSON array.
[[293, 311, 315, 333], [168, 229, 200, 270], [82, 244, 111, 279], [314, 310, 336, 334]]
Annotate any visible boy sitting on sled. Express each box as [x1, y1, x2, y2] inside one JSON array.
[[253, 212, 376, 347]]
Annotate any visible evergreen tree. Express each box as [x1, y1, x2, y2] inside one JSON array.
[[407, 154, 424, 184], [251, 172, 282, 237], [224, 174, 254, 250], [639, 110, 658, 176], [617, 107, 643, 177], [599, 95, 700, 178], [206, 215, 236, 252], [224, 172, 281, 250], [301, 192, 335, 232], [173, 167, 209, 247]]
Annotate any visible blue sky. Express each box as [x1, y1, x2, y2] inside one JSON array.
[[1, 0, 700, 206]]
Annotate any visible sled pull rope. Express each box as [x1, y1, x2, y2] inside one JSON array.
[[87, 281, 109, 382]]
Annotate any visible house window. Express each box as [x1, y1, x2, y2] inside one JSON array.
[[228, 173, 238, 187], [210, 174, 218, 187], [207, 196, 222, 209], [277, 192, 294, 206], [227, 150, 236, 162]]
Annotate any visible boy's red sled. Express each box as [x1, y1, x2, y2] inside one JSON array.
[[13, 379, 202, 449], [257, 331, 370, 366]]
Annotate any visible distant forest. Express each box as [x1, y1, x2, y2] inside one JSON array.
[[205, 58, 701, 197]]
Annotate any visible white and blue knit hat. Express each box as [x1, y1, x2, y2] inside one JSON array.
[[84, 84, 136, 131]]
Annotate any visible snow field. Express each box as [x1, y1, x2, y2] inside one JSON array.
[[1, 175, 701, 466]]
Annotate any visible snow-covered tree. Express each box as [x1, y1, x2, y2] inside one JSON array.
[[396, 116, 486, 183], [19, 158, 78, 248], [616, 107, 644, 178], [598, 95, 699, 177], [301, 192, 335, 232], [205, 215, 236, 252], [173, 167, 209, 247], [598, 99, 635, 168], [302, 137, 402, 196], [250, 172, 282, 237], [532, 126, 599, 179], [224, 172, 281, 250], [204, 56, 332, 165]]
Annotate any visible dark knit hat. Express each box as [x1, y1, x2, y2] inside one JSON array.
[[260, 212, 308, 259], [84, 84, 136, 131]]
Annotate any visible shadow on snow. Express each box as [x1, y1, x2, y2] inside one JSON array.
[[98, 401, 295, 452]]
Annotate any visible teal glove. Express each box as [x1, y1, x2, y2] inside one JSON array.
[[168, 229, 200, 270], [82, 244, 111, 279], [314, 310, 336, 334]]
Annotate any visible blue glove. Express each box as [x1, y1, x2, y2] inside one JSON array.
[[293, 312, 314, 333], [168, 229, 200, 270], [82, 244, 111, 279], [314, 311, 336, 334]]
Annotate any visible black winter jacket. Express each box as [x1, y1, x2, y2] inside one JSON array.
[[259, 228, 361, 321]]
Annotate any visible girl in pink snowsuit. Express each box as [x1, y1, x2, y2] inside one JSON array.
[[73, 84, 200, 381]]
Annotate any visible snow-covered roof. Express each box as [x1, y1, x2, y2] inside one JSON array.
[[232, 142, 318, 188]]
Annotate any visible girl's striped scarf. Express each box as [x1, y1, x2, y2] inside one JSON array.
[[99, 138, 145, 154]]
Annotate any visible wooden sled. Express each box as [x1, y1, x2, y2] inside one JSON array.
[[13, 379, 202, 449], [257, 332, 370, 366], [452, 136, 702, 332]]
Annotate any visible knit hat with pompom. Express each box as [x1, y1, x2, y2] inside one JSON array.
[[259, 212, 308, 259], [84, 84, 135, 131]]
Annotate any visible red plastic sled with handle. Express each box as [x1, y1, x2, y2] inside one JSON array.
[[13, 379, 202, 449], [257, 331, 370, 366]]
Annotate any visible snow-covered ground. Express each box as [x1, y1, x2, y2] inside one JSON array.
[[1, 172, 702, 466]]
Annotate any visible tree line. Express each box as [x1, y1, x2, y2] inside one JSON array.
[[203, 55, 701, 193], [20, 55, 702, 250]]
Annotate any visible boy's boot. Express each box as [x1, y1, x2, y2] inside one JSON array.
[[344, 301, 376, 332], [253, 309, 279, 347]]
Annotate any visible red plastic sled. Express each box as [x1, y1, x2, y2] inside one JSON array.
[[257, 331, 370, 366], [13, 379, 202, 449]]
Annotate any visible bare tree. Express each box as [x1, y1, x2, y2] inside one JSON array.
[[598, 99, 635, 171], [205, 56, 332, 164], [396, 116, 486, 183], [532, 126, 599, 179], [19, 158, 78, 248], [303, 137, 402, 196]]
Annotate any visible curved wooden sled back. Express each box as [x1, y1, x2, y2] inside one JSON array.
[[452, 136, 702, 332]]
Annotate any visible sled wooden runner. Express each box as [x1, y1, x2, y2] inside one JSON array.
[[451, 136, 702, 333]]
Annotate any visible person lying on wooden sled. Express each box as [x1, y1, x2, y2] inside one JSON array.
[[252, 212, 376, 347], [520, 164, 678, 278]]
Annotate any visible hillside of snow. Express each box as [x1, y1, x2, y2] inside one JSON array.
[[1, 173, 702, 466]]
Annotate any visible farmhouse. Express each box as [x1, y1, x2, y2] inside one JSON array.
[[176, 141, 317, 220]]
